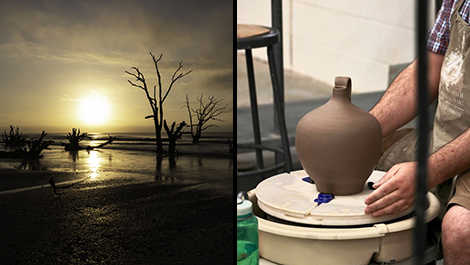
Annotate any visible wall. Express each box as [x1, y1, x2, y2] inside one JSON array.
[[237, 0, 436, 93]]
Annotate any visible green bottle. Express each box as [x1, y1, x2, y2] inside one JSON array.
[[237, 193, 259, 265]]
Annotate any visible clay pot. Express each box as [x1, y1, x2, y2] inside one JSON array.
[[295, 77, 382, 195]]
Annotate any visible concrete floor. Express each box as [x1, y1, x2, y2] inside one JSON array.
[[237, 53, 332, 109]]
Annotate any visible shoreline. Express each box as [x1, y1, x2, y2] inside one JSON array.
[[0, 164, 232, 192], [0, 147, 233, 185], [0, 169, 233, 264], [0, 137, 233, 263]]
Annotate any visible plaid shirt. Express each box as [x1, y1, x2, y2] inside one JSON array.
[[428, 0, 470, 54]]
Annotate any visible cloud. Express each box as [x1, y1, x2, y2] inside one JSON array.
[[0, 0, 233, 133], [196, 69, 233, 91], [60, 94, 76, 102], [0, 0, 233, 71]]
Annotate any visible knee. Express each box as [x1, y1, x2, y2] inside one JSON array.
[[442, 205, 470, 248]]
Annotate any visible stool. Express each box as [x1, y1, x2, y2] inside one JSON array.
[[237, 24, 293, 178]]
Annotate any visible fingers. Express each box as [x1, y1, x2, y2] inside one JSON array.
[[367, 198, 412, 217], [364, 174, 398, 206], [372, 166, 399, 189], [364, 185, 414, 216], [364, 187, 400, 214], [363, 162, 416, 217]]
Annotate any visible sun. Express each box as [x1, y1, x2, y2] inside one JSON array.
[[78, 95, 111, 125]]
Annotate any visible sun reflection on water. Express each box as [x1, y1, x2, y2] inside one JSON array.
[[86, 151, 102, 180]]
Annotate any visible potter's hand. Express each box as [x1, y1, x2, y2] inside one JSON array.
[[364, 162, 416, 217]]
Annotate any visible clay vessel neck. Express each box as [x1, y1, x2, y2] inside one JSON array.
[[331, 76, 352, 103]]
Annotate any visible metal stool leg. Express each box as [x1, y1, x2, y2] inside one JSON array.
[[245, 48, 264, 170], [267, 45, 293, 171]]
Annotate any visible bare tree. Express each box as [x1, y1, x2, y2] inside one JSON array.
[[126, 52, 192, 156], [63, 128, 90, 151], [2, 125, 27, 148], [0, 131, 54, 159], [182, 94, 229, 143], [61, 128, 114, 151], [163, 119, 186, 157]]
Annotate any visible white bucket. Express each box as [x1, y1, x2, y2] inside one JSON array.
[[248, 189, 440, 265]]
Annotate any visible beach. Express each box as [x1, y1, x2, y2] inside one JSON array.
[[0, 132, 233, 264]]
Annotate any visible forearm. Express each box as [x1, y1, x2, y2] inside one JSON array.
[[370, 52, 443, 137], [370, 60, 419, 137], [428, 128, 470, 189], [363, 130, 470, 216]]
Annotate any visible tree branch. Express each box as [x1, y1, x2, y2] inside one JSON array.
[[127, 80, 145, 90], [126, 67, 157, 111], [201, 124, 218, 131], [182, 94, 229, 143], [162, 61, 192, 103], [126, 52, 192, 153]]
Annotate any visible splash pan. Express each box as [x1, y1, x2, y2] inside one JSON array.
[[249, 170, 440, 265], [256, 170, 413, 226]]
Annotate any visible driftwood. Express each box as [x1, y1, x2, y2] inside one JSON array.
[[49, 176, 90, 195], [62, 135, 115, 151], [0, 131, 54, 159], [63, 128, 90, 150], [2, 125, 27, 147], [61, 128, 115, 151], [0, 149, 29, 159]]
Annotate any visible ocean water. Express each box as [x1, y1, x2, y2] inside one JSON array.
[[0, 131, 233, 184]]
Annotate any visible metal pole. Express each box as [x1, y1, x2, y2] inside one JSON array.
[[436, 0, 443, 14], [272, 0, 284, 133], [414, 0, 429, 264]]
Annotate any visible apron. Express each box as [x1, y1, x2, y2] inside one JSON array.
[[378, 0, 470, 204], [377, 0, 470, 259], [432, 0, 470, 207]]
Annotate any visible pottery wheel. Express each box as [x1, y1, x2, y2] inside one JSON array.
[[255, 170, 415, 226]]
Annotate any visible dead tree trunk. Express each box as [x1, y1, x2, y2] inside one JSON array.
[[0, 131, 54, 159], [63, 128, 90, 151], [182, 94, 229, 143], [164, 120, 186, 157], [126, 53, 192, 157]]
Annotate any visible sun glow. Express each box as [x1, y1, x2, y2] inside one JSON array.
[[78, 95, 111, 125]]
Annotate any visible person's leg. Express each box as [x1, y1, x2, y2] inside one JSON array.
[[381, 128, 415, 154], [442, 205, 470, 265], [442, 172, 470, 264], [376, 128, 416, 171]]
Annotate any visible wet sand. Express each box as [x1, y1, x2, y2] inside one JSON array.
[[0, 169, 233, 264]]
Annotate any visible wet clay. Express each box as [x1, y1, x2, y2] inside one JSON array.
[[295, 77, 382, 195]]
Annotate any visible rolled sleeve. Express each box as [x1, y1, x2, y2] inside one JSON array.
[[427, 0, 453, 54]]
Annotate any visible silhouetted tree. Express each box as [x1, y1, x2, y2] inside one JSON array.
[[63, 128, 90, 151], [2, 125, 27, 148], [62, 128, 114, 151], [22, 131, 54, 158], [126, 52, 192, 157], [163, 120, 186, 157], [0, 131, 54, 159], [182, 94, 229, 143]]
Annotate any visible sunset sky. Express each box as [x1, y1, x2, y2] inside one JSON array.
[[0, 0, 233, 134]]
